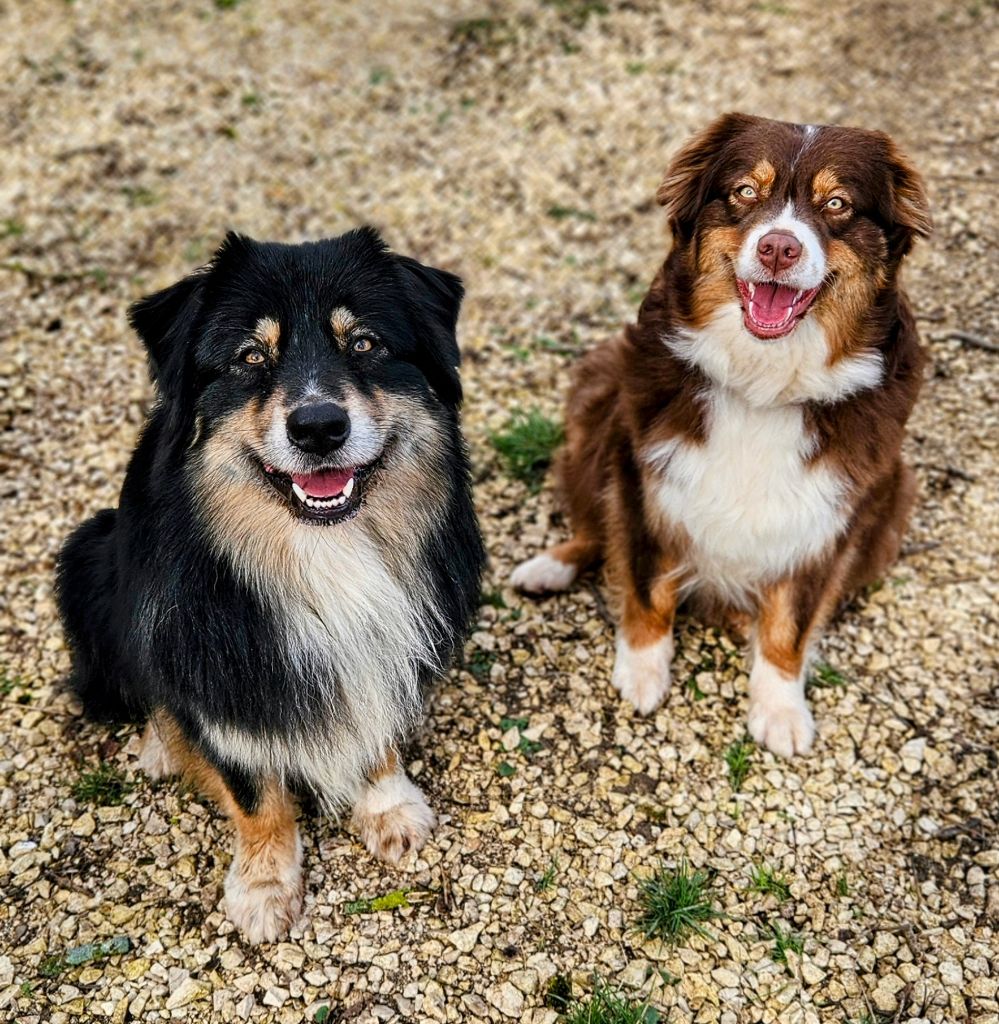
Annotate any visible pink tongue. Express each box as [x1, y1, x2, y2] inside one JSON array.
[[751, 283, 799, 325], [291, 468, 353, 498]]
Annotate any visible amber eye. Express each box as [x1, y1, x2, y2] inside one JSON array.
[[736, 184, 758, 200], [352, 337, 374, 353], [243, 349, 266, 365], [825, 196, 847, 211]]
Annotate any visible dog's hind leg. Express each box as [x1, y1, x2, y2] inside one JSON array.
[[351, 750, 436, 865], [510, 534, 601, 594], [152, 713, 303, 943], [56, 508, 143, 722], [137, 713, 180, 781]]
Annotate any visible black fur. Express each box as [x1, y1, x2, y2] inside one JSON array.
[[56, 228, 485, 811]]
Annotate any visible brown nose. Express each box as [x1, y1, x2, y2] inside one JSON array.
[[757, 231, 802, 274]]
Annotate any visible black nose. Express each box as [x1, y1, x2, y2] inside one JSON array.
[[286, 402, 351, 455]]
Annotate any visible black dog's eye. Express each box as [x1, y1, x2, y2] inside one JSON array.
[[240, 349, 267, 366], [352, 337, 375, 354]]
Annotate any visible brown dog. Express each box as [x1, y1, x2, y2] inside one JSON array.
[[513, 113, 929, 757]]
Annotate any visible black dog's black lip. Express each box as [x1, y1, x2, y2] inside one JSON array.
[[257, 457, 382, 525]]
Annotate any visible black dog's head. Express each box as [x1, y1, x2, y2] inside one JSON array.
[[130, 228, 464, 526]]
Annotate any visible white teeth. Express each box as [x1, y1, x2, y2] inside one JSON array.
[[794, 290, 802, 302], [342, 476, 355, 499], [302, 494, 348, 511], [292, 482, 308, 502], [748, 283, 756, 298]]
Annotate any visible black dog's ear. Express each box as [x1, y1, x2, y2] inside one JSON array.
[[128, 271, 206, 405], [657, 112, 756, 239], [396, 255, 465, 406]]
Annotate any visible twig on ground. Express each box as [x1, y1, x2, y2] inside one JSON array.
[[948, 330, 999, 353], [586, 581, 615, 628], [900, 540, 941, 557]]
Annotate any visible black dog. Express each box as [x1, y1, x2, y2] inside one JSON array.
[[57, 229, 484, 942]]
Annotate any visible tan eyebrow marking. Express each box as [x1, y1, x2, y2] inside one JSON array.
[[330, 306, 358, 341], [750, 159, 776, 192], [252, 317, 280, 357], [812, 167, 848, 203]]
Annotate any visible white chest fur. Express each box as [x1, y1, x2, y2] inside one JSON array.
[[201, 517, 446, 811], [644, 387, 847, 604]]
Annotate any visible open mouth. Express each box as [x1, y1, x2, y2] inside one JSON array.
[[737, 280, 820, 340], [260, 462, 376, 524]]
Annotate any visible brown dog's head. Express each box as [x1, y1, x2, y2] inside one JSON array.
[[657, 113, 930, 347]]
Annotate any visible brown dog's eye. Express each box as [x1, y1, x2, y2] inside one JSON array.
[[736, 184, 758, 200], [824, 197, 848, 211], [243, 350, 266, 365], [352, 337, 374, 354]]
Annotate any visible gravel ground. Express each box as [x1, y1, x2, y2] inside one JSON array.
[[1, 1, 997, 1022]]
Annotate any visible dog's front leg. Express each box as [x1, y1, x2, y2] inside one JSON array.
[[747, 560, 849, 757], [222, 780, 303, 944], [609, 554, 679, 716], [351, 750, 436, 864], [148, 713, 303, 942]]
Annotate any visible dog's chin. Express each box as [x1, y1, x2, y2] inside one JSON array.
[[257, 456, 383, 525], [736, 279, 821, 341]]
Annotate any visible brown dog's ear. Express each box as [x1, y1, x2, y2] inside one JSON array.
[[882, 139, 931, 258], [657, 113, 755, 237]]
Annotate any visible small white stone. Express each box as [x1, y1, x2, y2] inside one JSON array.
[[165, 978, 210, 1010], [70, 813, 96, 837], [487, 982, 524, 1018], [447, 922, 484, 953]]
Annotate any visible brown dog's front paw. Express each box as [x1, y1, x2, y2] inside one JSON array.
[[611, 632, 673, 715], [747, 658, 815, 757], [352, 773, 436, 865]]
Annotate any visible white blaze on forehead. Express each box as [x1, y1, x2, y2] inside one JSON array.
[[791, 124, 821, 169], [736, 200, 826, 290]]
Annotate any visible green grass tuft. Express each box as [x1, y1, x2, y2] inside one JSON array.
[[724, 737, 753, 791], [768, 922, 805, 966], [534, 858, 559, 893], [562, 977, 659, 1024], [467, 648, 496, 681], [489, 408, 564, 489], [748, 863, 791, 902], [834, 871, 850, 897], [635, 860, 720, 945], [809, 660, 847, 689], [71, 762, 132, 806]]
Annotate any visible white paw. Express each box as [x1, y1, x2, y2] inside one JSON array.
[[747, 653, 815, 757], [137, 721, 178, 781], [225, 833, 304, 944], [611, 632, 672, 715], [351, 772, 436, 865], [747, 700, 815, 758], [510, 553, 576, 594]]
